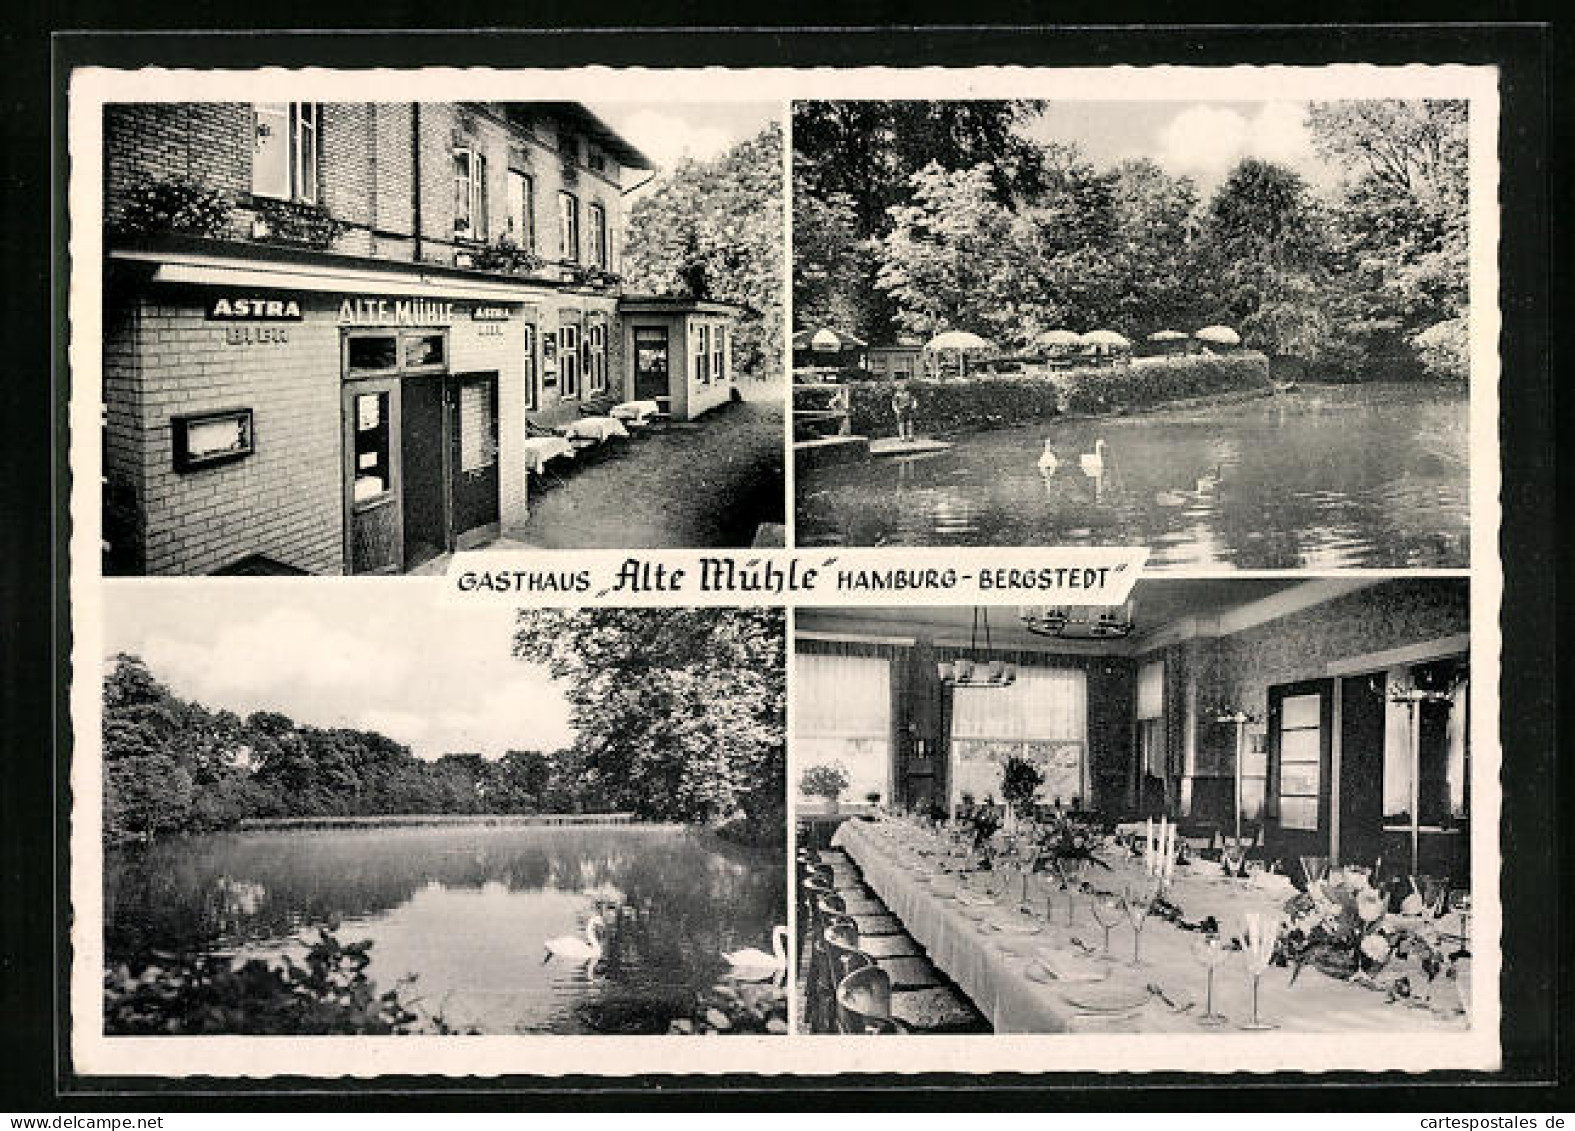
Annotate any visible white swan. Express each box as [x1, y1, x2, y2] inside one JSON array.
[[544, 916, 605, 961], [1037, 440, 1058, 472], [722, 925, 789, 982], [1080, 438, 1107, 476]]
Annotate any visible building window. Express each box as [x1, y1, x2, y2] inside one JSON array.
[[1276, 692, 1323, 831], [559, 322, 581, 398], [587, 146, 607, 174], [951, 666, 1089, 810], [253, 103, 318, 202], [711, 323, 726, 382], [352, 391, 392, 504], [796, 652, 892, 807], [587, 202, 608, 269], [558, 192, 579, 263], [454, 148, 487, 240], [506, 170, 536, 251], [522, 323, 538, 411], [1382, 659, 1469, 830], [585, 321, 607, 394], [693, 323, 709, 385]]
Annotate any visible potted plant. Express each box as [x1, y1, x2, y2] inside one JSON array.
[[1001, 755, 1044, 825], [799, 763, 850, 813]]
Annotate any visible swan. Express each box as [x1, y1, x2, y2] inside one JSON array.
[[1037, 440, 1058, 472], [1080, 438, 1107, 476], [722, 925, 789, 982], [544, 916, 605, 961]]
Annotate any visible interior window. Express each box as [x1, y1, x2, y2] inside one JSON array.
[[352, 392, 391, 504]]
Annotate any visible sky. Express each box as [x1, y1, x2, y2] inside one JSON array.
[[586, 101, 779, 182], [1025, 100, 1339, 196], [103, 586, 577, 760]]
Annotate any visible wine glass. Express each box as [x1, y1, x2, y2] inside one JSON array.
[[1016, 842, 1041, 912], [1222, 842, 1246, 879], [1055, 856, 1088, 927], [1299, 854, 1329, 890], [1089, 890, 1125, 962], [1191, 934, 1230, 1027], [1237, 915, 1281, 1031], [1123, 881, 1157, 966], [1447, 889, 1472, 950]]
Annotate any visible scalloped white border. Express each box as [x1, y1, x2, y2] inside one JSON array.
[[67, 61, 1501, 1079]]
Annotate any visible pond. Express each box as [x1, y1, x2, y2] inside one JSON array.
[[105, 824, 786, 1035], [796, 383, 1470, 569]]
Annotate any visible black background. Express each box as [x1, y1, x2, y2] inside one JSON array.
[[2, 15, 1563, 1110]]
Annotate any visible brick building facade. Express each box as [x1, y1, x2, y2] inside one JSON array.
[[102, 101, 740, 575]]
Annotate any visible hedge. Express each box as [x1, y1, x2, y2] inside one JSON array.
[[793, 353, 1271, 436]]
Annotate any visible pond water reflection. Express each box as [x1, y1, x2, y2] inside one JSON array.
[[106, 824, 785, 1034], [797, 383, 1470, 569]]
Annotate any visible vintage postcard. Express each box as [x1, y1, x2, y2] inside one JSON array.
[[67, 62, 1500, 1080]]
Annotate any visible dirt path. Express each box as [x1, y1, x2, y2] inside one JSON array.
[[519, 379, 786, 549]]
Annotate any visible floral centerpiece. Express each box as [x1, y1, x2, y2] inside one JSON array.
[[1278, 871, 1468, 1006], [1033, 809, 1107, 870], [1000, 755, 1043, 823], [799, 762, 851, 811]]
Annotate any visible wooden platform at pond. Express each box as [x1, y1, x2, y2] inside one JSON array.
[[794, 435, 871, 472], [868, 437, 955, 457]]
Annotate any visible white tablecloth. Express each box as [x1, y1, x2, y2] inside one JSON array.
[[610, 399, 661, 423], [558, 416, 631, 442], [521, 436, 576, 474], [833, 819, 1470, 1035]]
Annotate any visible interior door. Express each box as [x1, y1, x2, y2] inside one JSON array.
[[1338, 674, 1387, 867], [1267, 679, 1333, 864], [447, 372, 500, 548], [343, 378, 402, 575]]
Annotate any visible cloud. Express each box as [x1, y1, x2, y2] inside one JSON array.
[[116, 594, 576, 760], [1156, 102, 1318, 190], [616, 108, 735, 174]]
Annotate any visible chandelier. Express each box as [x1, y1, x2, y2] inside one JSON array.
[[937, 607, 1016, 688], [1019, 600, 1135, 639]]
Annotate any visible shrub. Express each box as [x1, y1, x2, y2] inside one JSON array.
[[114, 177, 233, 239], [1413, 315, 1469, 382], [798, 762, 850, 801], [470, 236, 544, 275], [1060, 353, 1271, 414], [251, 198, 345, 250]]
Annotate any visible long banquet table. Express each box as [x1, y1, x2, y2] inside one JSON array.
[[833, 818, 1471, 1034]]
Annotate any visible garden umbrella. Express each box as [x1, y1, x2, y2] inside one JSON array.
[[1036, 329, 1083, 348], [1080, 329, 1131, 349], [924, 330, 992, 378], [1147, 330, 1187, 342], [1194, 325, 1241, 346], [793, 327, 867, 353]]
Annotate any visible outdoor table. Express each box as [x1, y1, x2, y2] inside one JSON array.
[[558, 416, 631, 443], [833, 819, 1469, 1035], [610, 399, 661, 424], [520, 435, 576, 475]]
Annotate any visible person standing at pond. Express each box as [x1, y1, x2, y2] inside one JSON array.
[[891, 380, 916, 442]]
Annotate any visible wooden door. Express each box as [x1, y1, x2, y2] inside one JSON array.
[[447, 372, 500, 548], [343, 378, 402, 574], [633, 326, 670, 401], [1338, 674, 1387, 867]]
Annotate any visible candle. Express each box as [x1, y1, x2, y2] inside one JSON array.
[[1146, 818, 1154, 873]]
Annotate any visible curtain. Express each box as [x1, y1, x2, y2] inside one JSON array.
[[795, 652, 892, 803], [951, 667, 1088, 809], [1136, 660, 1164, 720]]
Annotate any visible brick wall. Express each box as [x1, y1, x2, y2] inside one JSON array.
[[104, 101, 626, 274], [110, 291, 344, 575]]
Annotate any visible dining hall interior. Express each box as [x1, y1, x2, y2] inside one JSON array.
[[794, 577, 1475, 1035], [796, 577, 1472, 880]]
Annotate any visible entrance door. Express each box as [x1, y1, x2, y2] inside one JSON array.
[[1338, 674, 1387, 867], [400, 375, 447, 570], [1267, 679, 1333, 863], [447, 372, 500, 549], [343, 378, 403, 574], [633, 326, 670, 401]]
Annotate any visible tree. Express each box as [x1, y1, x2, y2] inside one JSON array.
[[512, 609, 785, 836], [1308, 100, 1469, 379], [622, 123, 783, 377], [793, 100, 1047, 342]]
